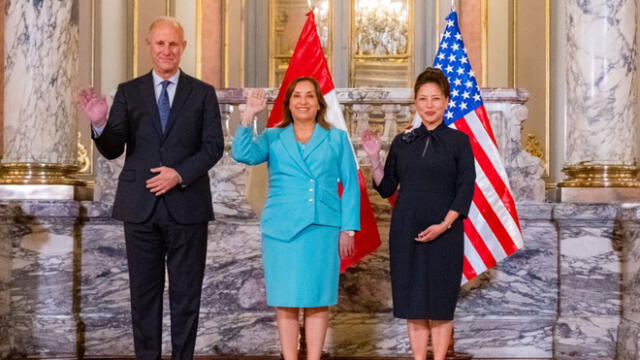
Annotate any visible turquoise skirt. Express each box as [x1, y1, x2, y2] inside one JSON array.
[[262, 224, 340, 307]]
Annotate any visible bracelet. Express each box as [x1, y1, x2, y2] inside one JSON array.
[[441, 220, 451, 229]]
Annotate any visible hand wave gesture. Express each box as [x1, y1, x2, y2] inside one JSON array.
[[77, 88, 108, 128], [240, 88, 267, 127], [361, 128, 382, 159]]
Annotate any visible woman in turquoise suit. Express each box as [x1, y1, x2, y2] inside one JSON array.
[[231, 76, 360, 360]]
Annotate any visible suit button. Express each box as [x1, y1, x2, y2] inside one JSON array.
[[310, 179, 315, 183], [308, 199, 313, 202], [309, 188, 314, 192]]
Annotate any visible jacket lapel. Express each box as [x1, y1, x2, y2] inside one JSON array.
[[303, 124, 329, 159], [279, 125, 314, 178], [140, 72, 163, 138], [163, 70, 193, 139]]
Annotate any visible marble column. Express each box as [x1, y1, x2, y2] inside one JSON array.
[[0, 0, 81, 193], [560, 0, 639, 201]]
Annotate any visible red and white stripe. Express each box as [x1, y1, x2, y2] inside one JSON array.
[[413, 105, 523, 284]]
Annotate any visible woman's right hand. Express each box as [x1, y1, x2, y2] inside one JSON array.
[[241, 88, 267, 127], [361, 128, 382, 160]]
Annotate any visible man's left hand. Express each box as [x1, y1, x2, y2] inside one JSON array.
[[146, 166, 181, 196]]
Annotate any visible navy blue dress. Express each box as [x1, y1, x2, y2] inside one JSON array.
[[373, 122, 475, 320]]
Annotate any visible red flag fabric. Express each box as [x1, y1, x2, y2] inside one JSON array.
[[267, 10, 381, 271]]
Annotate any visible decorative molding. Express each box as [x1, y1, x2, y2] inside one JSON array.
[[525, 133, 544, 160]]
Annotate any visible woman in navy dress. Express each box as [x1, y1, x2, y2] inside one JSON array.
[[232, 77, 360, 360], [362, 67, 475, 360]]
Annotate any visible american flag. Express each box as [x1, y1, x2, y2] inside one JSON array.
[[415, 11, 523, 283]]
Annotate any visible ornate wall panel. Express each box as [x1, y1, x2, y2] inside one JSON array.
[[269, 0, 332, 87], [350, 0, 413, 88]]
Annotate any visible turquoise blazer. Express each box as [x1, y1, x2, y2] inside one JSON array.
[[232, 123, 360, 241]]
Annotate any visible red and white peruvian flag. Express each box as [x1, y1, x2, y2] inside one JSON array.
[[267, 10, 381, 271], [412, 11, 523, 284]]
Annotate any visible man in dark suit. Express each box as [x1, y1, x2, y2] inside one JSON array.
[[78, 16, 223, 359]]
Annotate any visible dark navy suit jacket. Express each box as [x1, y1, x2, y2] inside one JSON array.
[[93, 70, 224, 224]]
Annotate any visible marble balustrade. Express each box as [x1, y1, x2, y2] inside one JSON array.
[[94, 87, 544, 204]]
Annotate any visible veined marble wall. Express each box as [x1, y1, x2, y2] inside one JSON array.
[[618, 206, 640, 360], [3, 177, 640, 358], [555, 204, 622, 359]]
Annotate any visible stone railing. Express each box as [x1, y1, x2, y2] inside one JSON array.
[[216, 87, 545, 202], [93, 87, 544, 203]]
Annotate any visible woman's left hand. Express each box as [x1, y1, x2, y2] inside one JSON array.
[[415, 223, 448, 242], [339, 231, 355, 258]]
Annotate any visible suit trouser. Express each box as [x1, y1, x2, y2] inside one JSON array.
[[124, 198, 208, 360]]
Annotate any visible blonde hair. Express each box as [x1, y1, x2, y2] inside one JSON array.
[[147, 16, 185, 40]]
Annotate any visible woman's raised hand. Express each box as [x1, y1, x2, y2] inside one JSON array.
[[241, 88, 267, 127], [361, 128, 382, 160]]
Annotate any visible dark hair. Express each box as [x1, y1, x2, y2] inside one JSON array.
[[413, 67, 450, 99], [278, 77, 331, 130]]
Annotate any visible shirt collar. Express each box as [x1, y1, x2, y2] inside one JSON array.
[[152, 69, 180, 87]]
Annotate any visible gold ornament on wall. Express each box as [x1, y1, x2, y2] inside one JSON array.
[[77, 131, 91, 173], [524, 133, 544, 160]]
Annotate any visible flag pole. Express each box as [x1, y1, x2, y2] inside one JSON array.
[[451, 0, 457, 11]]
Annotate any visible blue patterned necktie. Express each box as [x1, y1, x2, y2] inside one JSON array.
[[158, 80, 171, 133]]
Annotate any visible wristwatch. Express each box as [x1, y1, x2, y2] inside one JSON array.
[[344, 230, 355, 236]]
